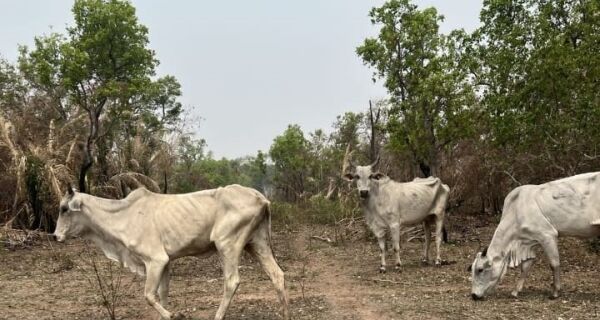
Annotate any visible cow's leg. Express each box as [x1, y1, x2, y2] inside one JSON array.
[[434, 216, 444, 266], [372, 226, 387, 273], [156, 262, 171, 320], [390, 223, 402, 270], [247, 241, 290, 320], [144, 259, 180, 320], [540, 237, 561, 299], [214, 245, 242, 320], [511, 258, 535, 298], [422, 221, 431, 265]]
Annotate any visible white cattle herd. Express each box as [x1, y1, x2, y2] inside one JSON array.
[[51, 162, 600, 319]]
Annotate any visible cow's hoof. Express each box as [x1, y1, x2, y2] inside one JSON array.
[[379, 266, 386, 273], [171, 312, 186, 320], [394, 263, 402, 271], [435, 260, 442, 267], [549, 292, 560, 300], [511, 290, 519, 298], [421, 259, 430, 266]]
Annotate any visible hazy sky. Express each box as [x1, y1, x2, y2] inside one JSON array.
[[0, 1, 483, 158]]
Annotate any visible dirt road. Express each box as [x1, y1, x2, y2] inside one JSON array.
[[2, 216, 600, 319]]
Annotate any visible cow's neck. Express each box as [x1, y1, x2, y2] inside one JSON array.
[[80, 194, 134, 242], [486, 216, 516, 261], [368, 179, 389, 198]]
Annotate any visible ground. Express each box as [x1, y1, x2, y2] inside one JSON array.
[[2, 214, 600, 320]]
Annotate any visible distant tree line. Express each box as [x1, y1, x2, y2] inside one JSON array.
[[268, 0, 600, 214], [1, 0, 599, 231]]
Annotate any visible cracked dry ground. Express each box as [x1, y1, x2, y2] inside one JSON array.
[[2, 215, 600, 319]]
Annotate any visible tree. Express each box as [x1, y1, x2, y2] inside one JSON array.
[[19, 0, 158, 192], [473, 0, 600, 178], [269, 124, 310, 201], [0, 58, 27, 117], [357, 0, 476, 177]]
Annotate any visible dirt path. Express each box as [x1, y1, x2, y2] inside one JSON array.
[[292, 227, 393, 320]]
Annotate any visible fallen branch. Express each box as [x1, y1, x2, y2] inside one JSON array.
[[361, 278, 402, 285], [311, 235, 333, 243]]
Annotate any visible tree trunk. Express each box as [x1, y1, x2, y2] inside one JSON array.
[[163, 171, 168, 194], [423, 104, 439, 177], [369, 100, 382, 162], [418, 161, 431, 177], [79, 99, 106, 193]]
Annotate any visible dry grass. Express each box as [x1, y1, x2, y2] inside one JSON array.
[[2, 216, 600, 319]]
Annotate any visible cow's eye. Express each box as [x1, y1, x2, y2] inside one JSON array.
[[477, 268, 484, 273]]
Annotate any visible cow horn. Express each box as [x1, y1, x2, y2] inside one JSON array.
[[481, 246, 488, 257], [369, 155, 380, 168], [348, 158, 356, 168]]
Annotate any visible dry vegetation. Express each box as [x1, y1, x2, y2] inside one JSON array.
[[2, 215, 600, 320]]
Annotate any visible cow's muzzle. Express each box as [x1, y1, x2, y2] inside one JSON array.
[[359, 190, 369, 198], [471, 293, 483, 301], [53, 233, 65, 243]]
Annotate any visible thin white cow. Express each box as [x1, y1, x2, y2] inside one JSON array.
[[344, 158, 450, 272], [470, 172, 600, 300], [54, 185, 289, 320]]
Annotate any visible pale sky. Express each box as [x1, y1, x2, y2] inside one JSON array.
[[0, 1, 483, 159]]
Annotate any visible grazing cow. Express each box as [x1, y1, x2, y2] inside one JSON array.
[[470, 172, 600, 300], [343, 158, 450, 272], [53, 185, 289, 320]]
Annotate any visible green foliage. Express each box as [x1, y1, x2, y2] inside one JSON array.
[[357, 0, 477, 176], [270, 196, 361, 228], [0, 59, 27, 115], [16, 0, 184, 191], [66, 0, 157, 101], [171, 141, 266, 194], [474, 0, 600, 171], [269, 124, 310, 200]]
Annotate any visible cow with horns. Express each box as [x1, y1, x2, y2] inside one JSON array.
[[470, 172, 600, 300], [343, 156, 450, 272], [53, 185, 290, 320]]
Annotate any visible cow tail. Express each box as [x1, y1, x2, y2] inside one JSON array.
[[265, 201, 273, 249], [442, 226, 448, 243]]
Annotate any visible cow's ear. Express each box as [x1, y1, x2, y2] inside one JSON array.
[[342, 173, 355, 181], [481, 246, 488, 257], [68, 198, 81, 212], [67, 184, 74, 196], [483, 260, 491, 269], [371, 172, 385, 180]]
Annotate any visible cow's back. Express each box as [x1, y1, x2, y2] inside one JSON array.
[[532, 172, 600, 237], [136, 185, 268, 258], [504, 173, 600, 238], [376, 177, 445, 225]]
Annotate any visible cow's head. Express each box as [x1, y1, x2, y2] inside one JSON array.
[[469, 246, 507, 300], [53, 185, 86, 242], [343, 156, 386, 199]]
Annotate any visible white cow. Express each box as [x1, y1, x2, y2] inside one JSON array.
[[344, 158, 450, 272], [54, 185, 289, 320], [470, 172, 600, 300]]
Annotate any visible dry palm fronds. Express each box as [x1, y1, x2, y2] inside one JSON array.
[[44, 162, 73, 202], [128, 159, 141, 172], [48, 119, 55, 154], [103, 172, 161, 199], [64, 135, 80, 166], [0, 115, 20, 160], [341, 144, 355, 176]]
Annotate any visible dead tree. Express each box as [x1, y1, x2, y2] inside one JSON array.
[[368, 100, 382, 162]]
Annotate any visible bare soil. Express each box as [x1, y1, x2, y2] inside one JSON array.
[[2, 214, 600, 320]]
